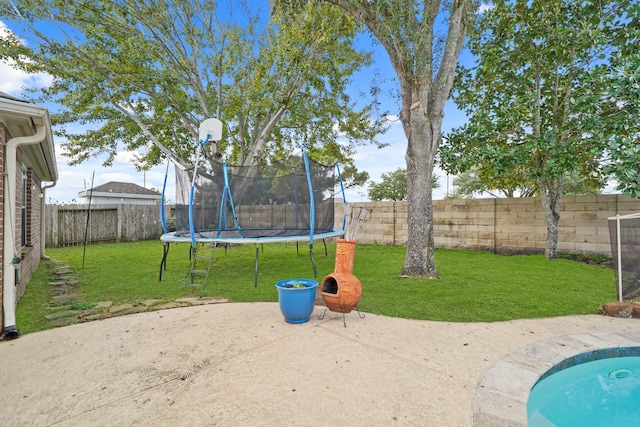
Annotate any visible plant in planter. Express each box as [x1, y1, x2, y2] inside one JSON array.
[[275, 278, 318, 324]]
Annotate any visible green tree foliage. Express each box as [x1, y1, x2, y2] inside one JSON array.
[[440, 0, 635, 258], [450, 168, 536, 198], [369, 168, 408, 201], [451, 169, 599, 199], [574, 14, 640, 198], [369, 168, 439, 201], [278, 0, 476, 278], [0, 0, 385, 184]]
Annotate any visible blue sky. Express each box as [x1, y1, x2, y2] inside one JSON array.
[[0, 12, 468, 204]]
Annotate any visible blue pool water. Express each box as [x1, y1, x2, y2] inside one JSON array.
[[528, 356, 640, 426]]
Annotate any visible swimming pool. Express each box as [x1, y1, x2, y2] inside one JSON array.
[[528, 354, 640, 426], [472, 332, 640, 426]]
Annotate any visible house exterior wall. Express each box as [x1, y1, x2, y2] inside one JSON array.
[[0, 123, 46, 335], [14, 150, 22, 298], [18, 168, 43, 298], [0, 124, 5, 328], [88, 196, 160, 205]]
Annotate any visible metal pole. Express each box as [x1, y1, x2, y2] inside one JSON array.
[[82, 171, 95, 269], [616, 214, 623, 302]]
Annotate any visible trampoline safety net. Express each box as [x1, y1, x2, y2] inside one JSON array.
[[174, 155, 337, 240], [608, 213, 640, 300]]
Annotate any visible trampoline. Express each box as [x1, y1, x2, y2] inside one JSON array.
[[159, 119, 346, 286]]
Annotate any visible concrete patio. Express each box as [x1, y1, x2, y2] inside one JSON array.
[[0, 302, 637, 426]]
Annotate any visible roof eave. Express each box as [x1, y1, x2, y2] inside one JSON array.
[[0, 97, 58, 182]]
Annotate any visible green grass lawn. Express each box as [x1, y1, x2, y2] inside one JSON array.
[[16, 240, 617, 334]]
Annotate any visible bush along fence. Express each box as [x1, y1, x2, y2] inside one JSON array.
[[45, 195, 640, 255]]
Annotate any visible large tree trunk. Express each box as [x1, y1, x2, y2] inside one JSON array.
[[539, 177, 563, 259], [320, 0, 470, 278], [401, 103, 441, 278]]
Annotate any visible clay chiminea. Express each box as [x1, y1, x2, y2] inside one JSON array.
[[320, 239, 362, 314]]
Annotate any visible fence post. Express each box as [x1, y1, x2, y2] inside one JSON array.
[[48, 204, 59, 248], [117, 204, 122, 242]]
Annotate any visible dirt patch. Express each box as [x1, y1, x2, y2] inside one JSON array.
[[44, 262, 228, 329], [558, 253, 613, 269]]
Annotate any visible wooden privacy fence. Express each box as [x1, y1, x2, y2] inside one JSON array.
[[45, 204, 165, 248], [45, 195, 640, 254]]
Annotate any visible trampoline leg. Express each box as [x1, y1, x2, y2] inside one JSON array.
[[254, 243, 259, 287], [159, 242, 170, 281], [309, 243, 317, 278]]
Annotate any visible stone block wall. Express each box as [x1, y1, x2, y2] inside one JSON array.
[[336, 194, 640, 256]]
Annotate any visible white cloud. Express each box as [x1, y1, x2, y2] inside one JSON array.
[[113, 150, 142, 166], [0, 55, 53, 95], [478, 3, 494, 13], [0, 20, 53, 96]]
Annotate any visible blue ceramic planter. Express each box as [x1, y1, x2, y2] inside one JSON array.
[[275, 278, 318, 324]]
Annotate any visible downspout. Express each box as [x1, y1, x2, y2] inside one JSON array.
[[41, 181, 57, 260], [3, 124, 47, 340]]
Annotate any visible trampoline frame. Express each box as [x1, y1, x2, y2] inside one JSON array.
[[158, 229, 345, 286], [158, 121, 347, 286]]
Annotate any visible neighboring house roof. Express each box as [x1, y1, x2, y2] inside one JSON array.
[[90, 181, 160, 195], [79, 181, 161, 200], [0, 92, 58, 181]]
